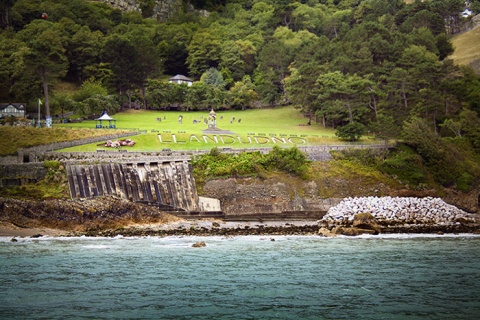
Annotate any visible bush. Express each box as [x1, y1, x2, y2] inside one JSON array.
[[331, 148, 388, 166], [192, 149, 264, 180], [43, 160, 61, 170], [402, 117, 465, 187], [336, 122, 366, 141], [379, 145, 430, 187], [456, 172, 474, 192], [192, 146, 310, 181], [262, 146, 310, 176]]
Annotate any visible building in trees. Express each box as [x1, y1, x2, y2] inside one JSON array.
[[168, 75, 193, 86], [0, 103, 26, 118]]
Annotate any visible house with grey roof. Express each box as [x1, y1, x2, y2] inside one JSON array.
[[168, 74, 193, 86], [0, 103, 26, 118]]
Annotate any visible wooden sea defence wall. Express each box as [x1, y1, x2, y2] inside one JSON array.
[[66, 161, 199, 212]]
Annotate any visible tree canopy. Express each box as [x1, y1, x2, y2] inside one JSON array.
[[0, 0, 479, 139]]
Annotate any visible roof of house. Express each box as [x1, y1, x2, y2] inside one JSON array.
[[95, 112, 115, 120], [169, 74, 193, 82], [0, 103, 26, 111]]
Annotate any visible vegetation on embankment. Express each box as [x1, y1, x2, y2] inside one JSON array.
[[0, 126, 130, 156], [192, 146, 310, 184], [193, 124, 480, 198], [0, 160, 70, 200]]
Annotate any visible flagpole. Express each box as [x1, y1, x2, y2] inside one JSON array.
[[37, 98, 41, 128]]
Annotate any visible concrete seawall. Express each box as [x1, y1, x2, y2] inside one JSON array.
[[66, 161, 199, 212]]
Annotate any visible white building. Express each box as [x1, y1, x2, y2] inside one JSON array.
[[0, 103, 26, 118], [168, 74, 193, 86]]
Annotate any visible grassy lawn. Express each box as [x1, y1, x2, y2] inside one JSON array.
[[56, 107, 321, 134], [54, 107, 376, 152]]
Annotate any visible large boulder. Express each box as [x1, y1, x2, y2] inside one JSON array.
[[352, 212, 381, 234], [333, 226, 377, 236], [192, 241, 206, 248]]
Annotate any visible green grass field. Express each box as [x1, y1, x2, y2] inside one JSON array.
[[55, 107, 374, 152]]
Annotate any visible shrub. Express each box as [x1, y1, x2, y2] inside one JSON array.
[[43, 160, 61, 170], [379, 145, 429, 187], [331, 148, 388, 166], [192, 146, 310, 181], [456, 172, 474, 192], [262, 146, 310, 176], [192, 149, 264, 180]]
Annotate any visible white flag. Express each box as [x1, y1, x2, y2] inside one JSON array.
[[38, 98, 42, 105]]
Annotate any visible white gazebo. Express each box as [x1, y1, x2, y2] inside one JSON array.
[[95, 111, 116, 129]]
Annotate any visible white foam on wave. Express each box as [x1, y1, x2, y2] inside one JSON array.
[[81, 244, 114, 249], [2, 233, 480, 244], [334, 233, 480, 240]]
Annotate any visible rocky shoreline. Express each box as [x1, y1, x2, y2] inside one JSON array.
[[78, 222, 479, 238], [1, 196, 479, 238]]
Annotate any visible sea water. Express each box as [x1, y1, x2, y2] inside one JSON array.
[[1, 234, 479, 320]]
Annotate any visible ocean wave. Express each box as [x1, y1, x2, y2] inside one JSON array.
[[2, 233, 480, 244]]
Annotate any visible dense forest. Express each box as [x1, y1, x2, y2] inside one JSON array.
[[0, 1, 479, 122], [2, 0, 480, 191]]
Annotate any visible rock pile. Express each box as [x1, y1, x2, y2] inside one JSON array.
[[322, 196, 476, 225]]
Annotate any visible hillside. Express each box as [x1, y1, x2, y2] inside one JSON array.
[[450, 23, 480, 73]]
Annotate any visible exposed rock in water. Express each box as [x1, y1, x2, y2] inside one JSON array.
[[333, 226, 377, 236], [192, 241, 206, 248], [352, 212, 381, 234], [318, 196, 479, 235]]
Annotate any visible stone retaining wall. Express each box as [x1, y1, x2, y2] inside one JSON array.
[[7, 143, 390, 165], [0, 163, 46, 188]]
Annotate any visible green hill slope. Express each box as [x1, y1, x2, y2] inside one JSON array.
[[450, 26, 480, 73]]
